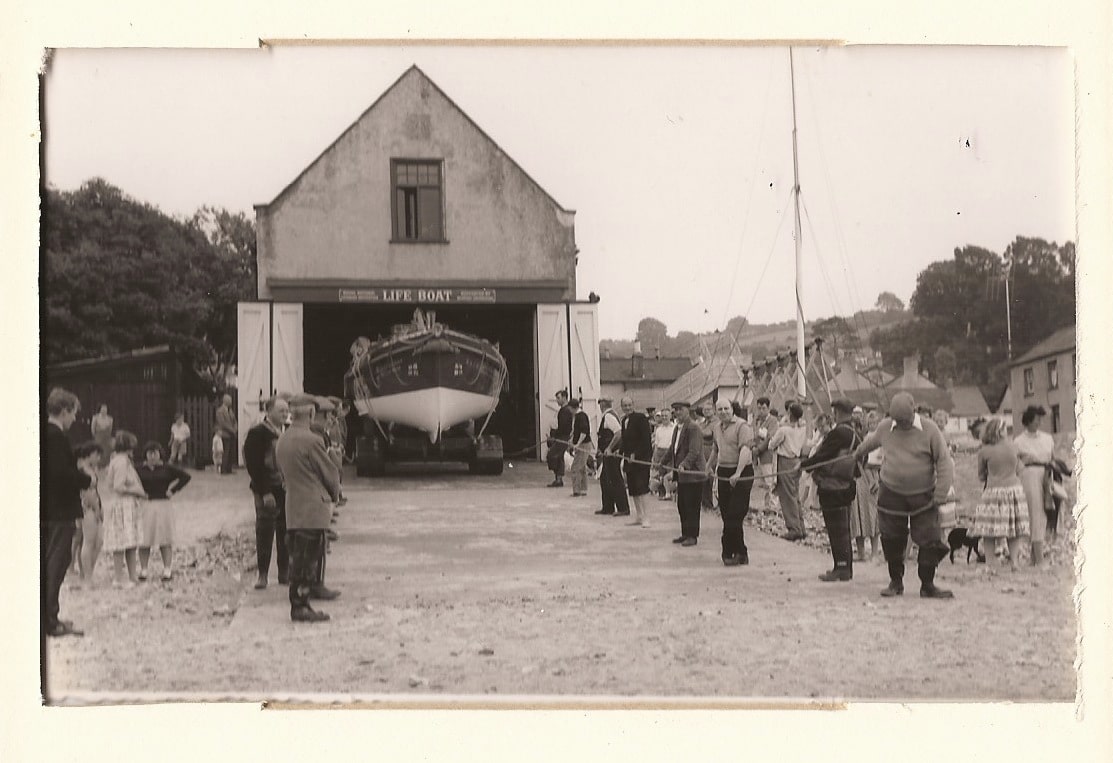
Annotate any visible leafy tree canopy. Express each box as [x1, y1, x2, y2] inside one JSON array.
[[43, 178, 257, 394]]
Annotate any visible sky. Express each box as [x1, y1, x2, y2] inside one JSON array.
[[42, 45, 1075, 341]]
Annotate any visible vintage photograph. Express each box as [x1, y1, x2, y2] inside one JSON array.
[[39, 44, 1077, 703]]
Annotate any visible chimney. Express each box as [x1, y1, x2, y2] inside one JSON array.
[[902, 354, 919, 385], [602, 347, 611, 360], [631, 341, 645, 378]]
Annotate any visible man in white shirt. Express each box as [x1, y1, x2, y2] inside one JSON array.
[[651, 410, 677, 500], [769, 401, 808, 540]]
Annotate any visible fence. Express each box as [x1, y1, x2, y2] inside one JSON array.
[[175, 392, 238, 469]]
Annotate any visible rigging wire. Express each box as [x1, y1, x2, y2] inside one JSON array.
[[800, 60, 876, 356], [684, 50, 781, 401], [700, 199, 794, 398]]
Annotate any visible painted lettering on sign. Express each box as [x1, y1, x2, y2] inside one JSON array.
[[337, 287, 498, 303]]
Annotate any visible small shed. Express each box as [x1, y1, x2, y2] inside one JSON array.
[[45, 345, 182, 453]]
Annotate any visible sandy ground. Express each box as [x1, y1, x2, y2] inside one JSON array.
[[44, 455, 1077, 703]]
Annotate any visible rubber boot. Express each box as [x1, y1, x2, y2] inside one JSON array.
[[918, 562, 954, 599], [880, 535, 906, 596]]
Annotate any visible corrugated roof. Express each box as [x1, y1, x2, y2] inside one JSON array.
[[47, 345, 174, 373], [1010, 325, 1076, 366], [600, 356, 692, 384]]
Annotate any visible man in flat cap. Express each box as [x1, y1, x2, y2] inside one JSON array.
[[243, 395, 290, 590], [663, 401, 707, 546], [275, 394, 342, 622], [546, 390, 573, 488], [801, 399, 862, 581], [854, 392, 956, 599]]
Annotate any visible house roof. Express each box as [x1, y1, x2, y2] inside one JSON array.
[[1010, 325, 1076, 367], [257, 66, 573, 216], [949, 385, 991, 417], [837, 386, 955, 415], [600, 356, 692, 384], [47, 345, 174, 374], [660, 354, 750, 405]]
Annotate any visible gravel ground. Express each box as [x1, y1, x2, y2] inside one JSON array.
[[43, 456, 1077, 704]]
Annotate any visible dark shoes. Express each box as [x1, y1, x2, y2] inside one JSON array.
[[547, 480, 564, 488], [723, 556, 741, 567], [572, 492, 587, 497], [291, 607, 330, 623], [680, 537, 698, 547], [919, 585, 955, 599], [278, 572, 289, 585], [326, 529, 339, 541], [46, 621, 84, 638], [254, 576, 268, 590], [818, 568, 853, 582], [595, 509, 615, 515], [781, 532, 806, 541], [880, 582, 905, 597], [614, 511, 631, 516], [672, 536, 686, 544], [309, 585, 341, 601]]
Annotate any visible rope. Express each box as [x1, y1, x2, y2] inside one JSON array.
[[543, 436, 857, 484]]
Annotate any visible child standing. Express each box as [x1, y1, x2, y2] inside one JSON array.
[[74, 442, 105, 583]]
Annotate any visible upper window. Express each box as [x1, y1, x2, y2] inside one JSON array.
[[391, 159, 445, 242], [1023, 367, 1035, 397], [1047, 359, 1059, 390], [1050, 404, 1061, 434]]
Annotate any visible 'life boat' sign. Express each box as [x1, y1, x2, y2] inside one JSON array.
[[338, 287, 497, 304]]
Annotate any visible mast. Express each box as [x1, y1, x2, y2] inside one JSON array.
[[789, 47, 806, 399]]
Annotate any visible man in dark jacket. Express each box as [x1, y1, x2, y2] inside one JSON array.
[[215, 393, 238, 474], [243, 396, 290, 590], [665, 401, 707, 547], [42, 387, 91, 638], [546, 390, 573, 488], [801, 399, 861, 581], [610, 396, 653, 526]]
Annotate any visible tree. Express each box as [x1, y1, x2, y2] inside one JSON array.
[[870, 237, 1074, 392], [812, 315, 860, 355], [875, 291, 905, 312], [932, 346, 957, 385], [636, 317, 668, 353], [43, 179, 257, 392]]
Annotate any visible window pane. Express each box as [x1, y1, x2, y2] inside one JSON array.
[[418, 187, 442, 240]]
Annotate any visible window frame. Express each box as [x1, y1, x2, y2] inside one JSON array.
[[390, 158, 447, 244], [1047, 359, 1059, 390], [1050, 403, 1061, 434], [1023, 367, 1035, 397]]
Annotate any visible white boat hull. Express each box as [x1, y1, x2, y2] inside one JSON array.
[[353, 386, 496, 443]]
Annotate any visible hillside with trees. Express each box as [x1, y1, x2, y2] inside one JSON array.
[[42, 178, 256, 394]]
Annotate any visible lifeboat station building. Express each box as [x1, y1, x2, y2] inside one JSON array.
[[237, 66, 600, 461]]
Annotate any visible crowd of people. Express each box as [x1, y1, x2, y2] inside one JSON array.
[[544, 389, 1069, 601], [43, 381, 1070, 637]]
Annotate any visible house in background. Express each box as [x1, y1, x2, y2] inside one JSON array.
[[600, 342, 693, 412], [947, 384, 993, 435], [659, 351, 753, 412], [1009, 325, 1076, 435]]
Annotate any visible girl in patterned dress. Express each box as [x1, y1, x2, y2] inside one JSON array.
[[101, 430, 147, 586], [974, 419, 1029, 571]]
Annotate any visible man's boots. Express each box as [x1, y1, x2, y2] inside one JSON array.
[[880, 535, 906, 597], [918, 561, 954, 599]]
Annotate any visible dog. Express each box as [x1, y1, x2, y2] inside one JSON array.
[[947, 527, 986, 564]]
